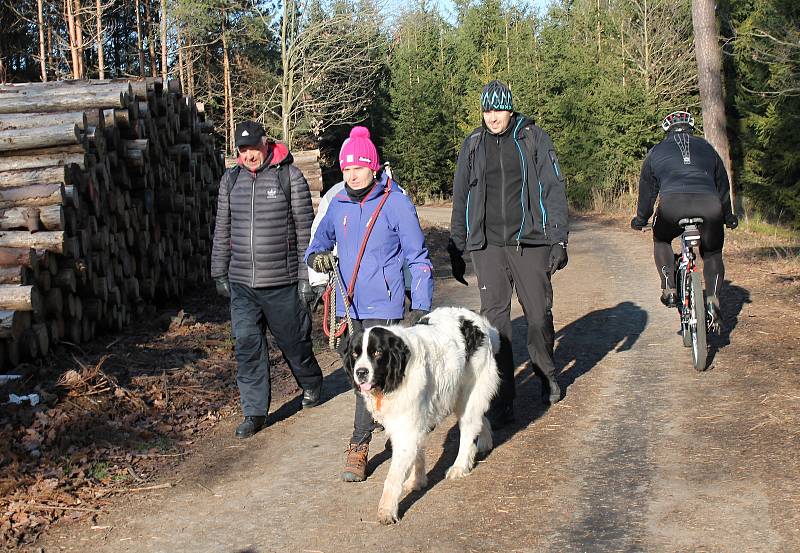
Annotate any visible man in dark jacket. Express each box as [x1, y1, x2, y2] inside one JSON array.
[[631, 111, 738, 330], [449, 80, 569, 428], [211, 120, 323, 439]]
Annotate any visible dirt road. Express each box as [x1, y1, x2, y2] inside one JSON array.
[[36, 210, 799, 552]]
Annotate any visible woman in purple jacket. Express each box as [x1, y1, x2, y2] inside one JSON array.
[[305, 126, 433, 483]]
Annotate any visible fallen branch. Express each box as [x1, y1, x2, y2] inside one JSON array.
[[123, 483, 172, 493], [15, 502, 100, 513]]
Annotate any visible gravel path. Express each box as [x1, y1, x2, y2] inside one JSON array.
[[35, 210, 798, 553]]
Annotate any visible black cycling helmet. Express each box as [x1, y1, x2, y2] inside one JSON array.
[[662, 111, 695, 133], [481, 80, 514, 112]]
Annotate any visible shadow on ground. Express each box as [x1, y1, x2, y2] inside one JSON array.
[[394, 301, 648, 519], [707, 281, 751, 367], [553, 301, 648, 388]]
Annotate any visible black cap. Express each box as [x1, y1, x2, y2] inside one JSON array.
[[235, 120, 266, 148]]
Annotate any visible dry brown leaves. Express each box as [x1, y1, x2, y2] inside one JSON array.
[[0, 288, 254, 549]]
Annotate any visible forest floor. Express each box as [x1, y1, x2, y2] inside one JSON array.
[[2, 207, 799, 552]]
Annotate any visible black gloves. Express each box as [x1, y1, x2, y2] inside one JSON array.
[[214, 276, 230, 298], [310, 284, 327, 312], [447, 238, 468, 286], [407, 310, 427, 325], [297, 280, 314, 309], [309, 251, 337, 273], [548, 243, 568, 273], [724, 213, 739, 230], [630, 217, 647, 231]]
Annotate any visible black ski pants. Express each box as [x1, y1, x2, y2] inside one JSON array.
[[653, 192, 725, 296], [471, 244, 555, 410], [349, 318, 400, 445], [230, 281, 323, 417]]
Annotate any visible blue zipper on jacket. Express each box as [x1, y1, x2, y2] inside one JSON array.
[[465, 190, 472, 237], [512, 118, 529, 243], [513, 120, 547, 240]]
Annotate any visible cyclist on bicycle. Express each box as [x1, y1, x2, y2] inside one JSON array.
[[631, 111, 738, 330]]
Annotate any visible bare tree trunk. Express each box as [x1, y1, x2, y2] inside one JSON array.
[[47, 7, 54, 74], [204, 46, 212, 103], [596, 0, 602, 58], [621, 18, 626, 88], [186, 42, 195, 97], [73, 0, 85, 78], [505, 15, 510, 75], [65, 0, 80, 78], [37, 0, 48, 81], [280, 0, 294, 147], [221, 13, 234, 155], [177, 28, 186, 93], [134, 0, 145, 76], [160, 0, 167, 82], [95, 0, 105, 79], [145, 0, 157, 78], [692, 0, 734, 208]]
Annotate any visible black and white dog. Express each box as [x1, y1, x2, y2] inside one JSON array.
[[341, 307, 500, 524]]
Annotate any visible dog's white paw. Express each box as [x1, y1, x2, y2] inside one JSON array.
[[402, 474, 427, 493], [445, 464, 471, 479], [476, 433, 493, 454], [377, 507, 399, 525]]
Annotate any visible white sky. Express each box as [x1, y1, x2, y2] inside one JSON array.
[[386, 0, 553, 22]]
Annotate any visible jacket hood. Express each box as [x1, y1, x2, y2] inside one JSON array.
[[236, 141, 293, 171]]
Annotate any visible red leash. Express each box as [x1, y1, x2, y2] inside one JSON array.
[[322, 179, 393, 338]]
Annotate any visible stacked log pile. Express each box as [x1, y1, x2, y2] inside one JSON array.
[[0, 78, 223, 368]]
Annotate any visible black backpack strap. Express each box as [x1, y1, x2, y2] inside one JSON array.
[[466, 131, 481, 175], [226, 163, 291, 206], [522, 125, 539, 167], [226, 165, 242, 203], [277, 163, 291, 206]]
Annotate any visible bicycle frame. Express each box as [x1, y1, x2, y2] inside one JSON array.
[[676, 224, 701, 321]]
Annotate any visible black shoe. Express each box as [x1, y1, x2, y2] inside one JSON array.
[[301, 385, 322, 409], [486, 405, 515, 430], [235, 416, 267, 439], [540, 373, 563, 406], [660, 289, 678, 308]]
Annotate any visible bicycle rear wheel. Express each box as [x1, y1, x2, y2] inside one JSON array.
[[679, 270, 691, 347], [689, 271, 708, 371]]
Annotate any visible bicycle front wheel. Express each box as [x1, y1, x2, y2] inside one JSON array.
[[689, 271, 708, 371]]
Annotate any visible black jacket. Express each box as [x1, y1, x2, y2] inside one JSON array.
[[636, 132, 733, 222], [210, 142, 314, 288], [450, 114, 569, 253]]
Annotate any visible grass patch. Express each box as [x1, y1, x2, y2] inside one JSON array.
[[89, 461, 110, 481], [135, 435, 174, 454], [739, 212, 800, 243]]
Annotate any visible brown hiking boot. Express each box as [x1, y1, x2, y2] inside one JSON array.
[[341, 443, 369, 482]]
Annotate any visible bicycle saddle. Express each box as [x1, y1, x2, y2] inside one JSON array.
[[678, 217, 704, 227]]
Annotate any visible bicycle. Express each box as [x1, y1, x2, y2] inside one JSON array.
[[674, 217, 709, 371]]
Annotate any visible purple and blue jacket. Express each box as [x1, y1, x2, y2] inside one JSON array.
[[305, 173, 433, 320]]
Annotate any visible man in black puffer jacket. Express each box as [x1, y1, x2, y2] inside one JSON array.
[[449, 80, 570, 428], [211, 121, 323, 439]]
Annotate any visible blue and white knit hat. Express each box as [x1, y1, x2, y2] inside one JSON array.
[[481, 80, 514, 112]]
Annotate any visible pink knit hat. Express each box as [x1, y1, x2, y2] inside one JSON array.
[[339, 126, 381, 171]]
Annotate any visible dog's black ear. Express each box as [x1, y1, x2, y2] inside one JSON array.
[[339, 329, 363, 389], [383, 334, 410, 394]]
